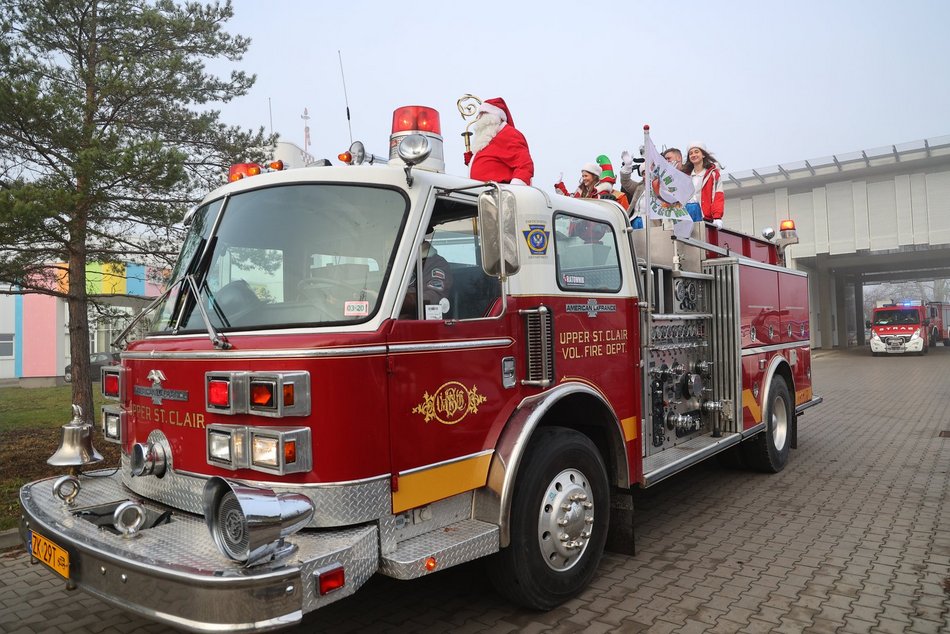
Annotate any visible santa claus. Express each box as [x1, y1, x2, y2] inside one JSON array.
[[467, 97, 534, 186]]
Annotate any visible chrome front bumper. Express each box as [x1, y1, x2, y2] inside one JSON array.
[[19, 472, 378, 632]]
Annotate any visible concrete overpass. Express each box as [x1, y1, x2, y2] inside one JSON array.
[[722, 135, 950, 348]]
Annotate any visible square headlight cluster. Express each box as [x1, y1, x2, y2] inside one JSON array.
[[206, 424, 311, 475], [100, 404, 124, 444], [205, 371, 310, 418]]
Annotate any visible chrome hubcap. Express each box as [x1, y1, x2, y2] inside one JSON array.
[[537, 468, 594, 571], [771, 393, 788, 451]]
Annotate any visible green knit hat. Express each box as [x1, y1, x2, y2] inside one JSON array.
[[596, 155, 616, 184]]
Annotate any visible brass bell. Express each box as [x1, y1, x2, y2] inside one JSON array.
[[48, 404, 103, 473]]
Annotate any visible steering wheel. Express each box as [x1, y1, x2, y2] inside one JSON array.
[[215, 279, 261, 324]]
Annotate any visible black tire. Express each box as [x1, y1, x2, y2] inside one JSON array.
[[487, 426, 609, 610], [741, 376, 792, 473], [64, 369, 72, 382]]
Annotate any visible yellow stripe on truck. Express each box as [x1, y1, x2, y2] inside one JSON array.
[[393, 452, 493, 513], [742, 389, 762, 424]]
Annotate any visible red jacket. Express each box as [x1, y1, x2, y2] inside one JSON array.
[[696, 166, 724, 220], [470, 125, 534, 185]]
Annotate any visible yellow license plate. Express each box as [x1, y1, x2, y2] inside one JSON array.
[[31, 531, 70, 579]]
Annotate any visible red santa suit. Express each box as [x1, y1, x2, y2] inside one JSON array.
[[468, 98, 534, 186]]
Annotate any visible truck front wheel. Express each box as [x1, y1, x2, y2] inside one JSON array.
[[742, 376, 792, 473], [487, 426, 609, 610]]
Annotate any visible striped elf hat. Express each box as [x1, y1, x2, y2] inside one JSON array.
[[596, 155, 616, 184]]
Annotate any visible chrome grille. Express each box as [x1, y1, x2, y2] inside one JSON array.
[[705, 261, 740, 432], [522, 306, 554, 386]]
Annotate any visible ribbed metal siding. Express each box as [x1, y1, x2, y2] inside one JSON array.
[[523, 309, 554, 385], [705, 261, 740, 432]]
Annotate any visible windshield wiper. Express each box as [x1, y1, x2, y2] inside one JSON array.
[[112, 276, 188, 350], [185, 274, 232, 350]]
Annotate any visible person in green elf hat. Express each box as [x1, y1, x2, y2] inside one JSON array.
[[594, 155, 629, 210]]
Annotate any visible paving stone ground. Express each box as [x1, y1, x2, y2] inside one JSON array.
[[2, 348, 948, 633]]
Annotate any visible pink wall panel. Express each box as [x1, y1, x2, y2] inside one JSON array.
[[22, 294, 59, 377]]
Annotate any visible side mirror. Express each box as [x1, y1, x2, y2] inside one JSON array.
[[478, 188, 520, 278], [865, 320, 871, 329]]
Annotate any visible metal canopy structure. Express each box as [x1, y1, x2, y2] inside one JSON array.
[[721, 134, 950, 348]]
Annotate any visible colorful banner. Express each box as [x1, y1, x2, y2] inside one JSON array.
[[645, 137, 695, 239]]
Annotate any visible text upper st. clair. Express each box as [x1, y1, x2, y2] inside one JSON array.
[[130, 403, 206, 428]]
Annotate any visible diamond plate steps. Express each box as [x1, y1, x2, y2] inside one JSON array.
[[379, 518, 499, 580]]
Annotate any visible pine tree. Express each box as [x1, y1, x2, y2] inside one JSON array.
[[0, 0, 273, 421]]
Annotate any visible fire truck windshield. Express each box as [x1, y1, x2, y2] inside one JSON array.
[[872, 309, 921, 326], [151, 184, 407, 333]]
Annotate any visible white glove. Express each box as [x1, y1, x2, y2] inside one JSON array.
[[510, 178, 526, 186], [711, 219, 723, 229], [620, 150, 633, 174]]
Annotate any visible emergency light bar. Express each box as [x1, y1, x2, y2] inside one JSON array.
[[228, 160, 286, 182]]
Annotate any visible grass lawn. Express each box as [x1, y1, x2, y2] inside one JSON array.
[[0, 386, 120, 532]]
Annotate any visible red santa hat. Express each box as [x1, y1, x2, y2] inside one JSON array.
[[478, 97, 514, 127]]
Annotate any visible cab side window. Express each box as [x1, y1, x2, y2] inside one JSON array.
[[553, 213, 622, 292], [402, 212, 501, 320]]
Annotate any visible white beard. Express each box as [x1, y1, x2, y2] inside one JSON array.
[[471, 113, 504, 154]]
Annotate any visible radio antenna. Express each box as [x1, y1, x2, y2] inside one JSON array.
[[338, 50, 353, 145]]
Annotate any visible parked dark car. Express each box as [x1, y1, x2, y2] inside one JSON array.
[[64, 352, 120, 383]]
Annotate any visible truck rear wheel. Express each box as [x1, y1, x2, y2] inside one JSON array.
[[742, 376, 792, 473], [487, 426, 609, 610]]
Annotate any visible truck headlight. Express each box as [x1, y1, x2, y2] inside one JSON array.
[[206, 425, 248, 470], [252, 435, 279, 467], [100, 405, 123, 443], [206, 425, 309, 475], [910, 329, 921, 340]]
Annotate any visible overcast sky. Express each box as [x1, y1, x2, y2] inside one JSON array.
[[214, 0, 950, 189]]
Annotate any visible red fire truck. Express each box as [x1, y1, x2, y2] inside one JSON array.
[[20, 106, 821, 631], [925, 301, 949, 346], [868, 303, 933, 355]]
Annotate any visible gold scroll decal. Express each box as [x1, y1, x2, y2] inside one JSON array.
[[412, 381, 487, 425]]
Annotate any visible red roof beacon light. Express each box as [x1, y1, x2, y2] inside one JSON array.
[[389, 105, 445, 173], [391, 106, 442, 135]]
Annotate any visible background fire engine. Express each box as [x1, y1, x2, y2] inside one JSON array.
[[20, 104, 821, 632]]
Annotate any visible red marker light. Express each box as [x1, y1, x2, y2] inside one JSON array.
[[283, 383, 294, 407], [338, 151, 352, 164], [318, 566, 345, 595], [779, 219, 796, 231], [266, 160, 284, 171], [391, 106, 441, 135], [250, 381, 275, 408], [208, 379, 230, 408], [103, 373, 120, 398], [284, 440, 296, 465]]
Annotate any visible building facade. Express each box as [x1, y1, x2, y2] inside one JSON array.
[[0, 261, 166, 384]]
